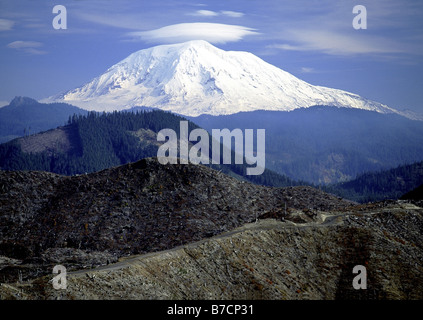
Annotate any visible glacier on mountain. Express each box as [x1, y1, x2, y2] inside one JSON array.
[[43, 40, 400, 117]]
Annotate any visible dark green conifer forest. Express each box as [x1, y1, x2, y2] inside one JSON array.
[[0, 110, 299, 188]]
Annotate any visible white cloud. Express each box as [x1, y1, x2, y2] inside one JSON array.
[[7, 41, 47, 55], [188, 9, 244, 18], [7, 41, 42, 49], [221, 11, 244, 18], [128, 23, 259, 44], [267, 43, 304, 51], [24, 48, 48, 55], [190, 10, 219, 17], [0, 18, 14, 31]]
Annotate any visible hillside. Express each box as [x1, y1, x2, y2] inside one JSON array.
[[0, 97, 87, 143], [189, 107, 423, 184], [0, 157, 353, 283], [1, 158, 422, 300], [32, 207, 423, 300], [0, 163, 422, 299], [326, 161, 423, 203], [0, 109, 299, 187], [401, 184, 423, 207]]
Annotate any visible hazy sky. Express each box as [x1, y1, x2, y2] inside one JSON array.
[[1, 0, 422, 113]]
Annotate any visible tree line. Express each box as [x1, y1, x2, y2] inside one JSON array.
[[0, 110, 300, 188]]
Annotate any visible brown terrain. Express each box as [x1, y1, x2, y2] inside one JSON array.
[[18, 126, 78, 156], [0, 157, 422, 299]]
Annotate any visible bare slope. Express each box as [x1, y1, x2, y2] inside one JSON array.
[[3, 201, 423, 300], [0, 157, 352, 283], [18, 126, 76, 156], [1, 158, 422, 300]]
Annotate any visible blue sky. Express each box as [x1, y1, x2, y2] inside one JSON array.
[[0, 0, 422, 114]]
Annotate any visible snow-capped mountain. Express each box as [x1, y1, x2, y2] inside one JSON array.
[[43, 40, 400, 117]]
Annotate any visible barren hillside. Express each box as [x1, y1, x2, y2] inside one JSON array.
[[1, 158, 422, 299]]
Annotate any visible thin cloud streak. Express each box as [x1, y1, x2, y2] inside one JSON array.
[[221, 11, 244, 18], [300, 67, 315, 73], [259, 0, 423, 58], [268, 29, 406, 56], [7, 40, 42, 49], [0, 18, 14, 31], [188, 9, 244, 18], [76, 12, 150, 30], [6, 40, 47, 55], [189, 10, 219, 17]]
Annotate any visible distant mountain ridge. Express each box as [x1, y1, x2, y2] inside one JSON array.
[[325, 160, 423, 203], [2, 104, 423, 187], [189, 107, 423, 184], [42, 40, 406, 118], [0, 97, 87, 143], [0, 109, 298, 188]]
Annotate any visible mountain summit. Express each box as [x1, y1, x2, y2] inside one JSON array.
[[44, 40, 399, 117]]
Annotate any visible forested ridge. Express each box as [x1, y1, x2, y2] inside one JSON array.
[[325, 161, 423, 202], [190, 107, 423, 184], [2, 108, 422, 200], [0, 96, 87, 143], [0, 110, 299, 188]]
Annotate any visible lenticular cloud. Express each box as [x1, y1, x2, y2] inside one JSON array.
[[128, 22, 259, 44]]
